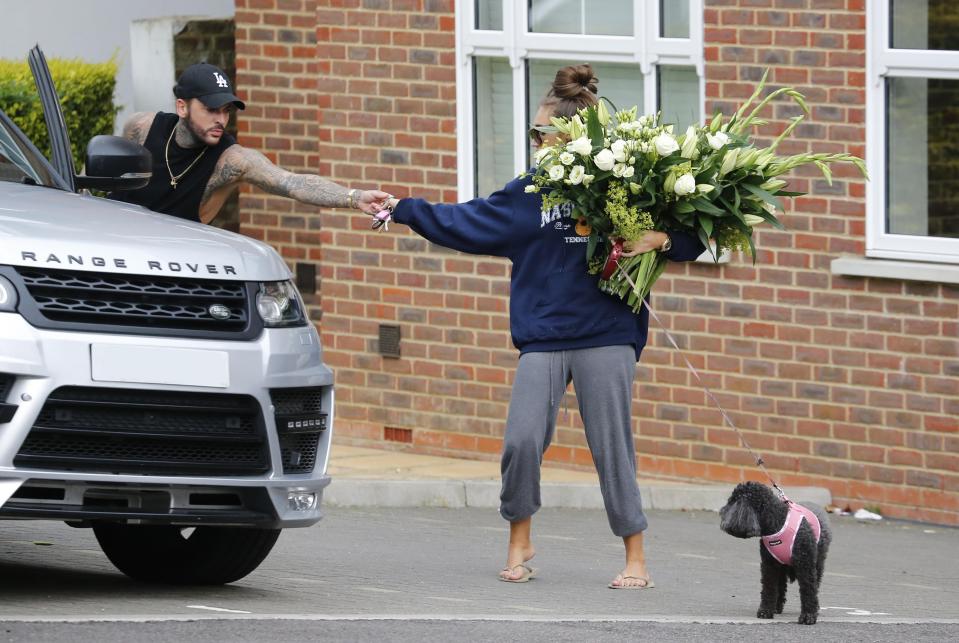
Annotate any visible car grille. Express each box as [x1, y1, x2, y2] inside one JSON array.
[[7, 266, 259, 339], [14, 386, 270, 476], [0, 373, 13, 401], [271, 387, 327, 474]]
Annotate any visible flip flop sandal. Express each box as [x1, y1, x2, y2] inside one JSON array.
[[608, 575, 655, 590], [499, 563, 537, 583]]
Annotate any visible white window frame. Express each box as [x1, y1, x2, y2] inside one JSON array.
[[867, 3, 959, 264], [454, 0, 704, 200]]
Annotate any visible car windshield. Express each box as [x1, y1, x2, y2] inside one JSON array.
[[0, 108, 63, 188]]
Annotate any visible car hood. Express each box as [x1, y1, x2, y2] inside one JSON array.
[[0, 183, 290, 280]]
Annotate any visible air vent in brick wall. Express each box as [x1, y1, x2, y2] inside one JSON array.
[[384, 426, 412, 443], [378, 324, 401, 358]]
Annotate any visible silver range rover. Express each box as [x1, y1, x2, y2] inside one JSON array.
[[0, 47, 333, 584]]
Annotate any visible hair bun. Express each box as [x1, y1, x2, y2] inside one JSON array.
[[552, 64, 598, 99]]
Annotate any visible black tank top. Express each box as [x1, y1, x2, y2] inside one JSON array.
[[110, 112, 236, 222]]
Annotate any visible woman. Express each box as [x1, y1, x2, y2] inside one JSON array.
[[379, 65, 704, 588]]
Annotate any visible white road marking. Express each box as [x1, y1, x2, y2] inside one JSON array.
[[675, 553, 717, 560], [821, 607, 892, 616], [825, 572, 864, 578], [539, 535, 578, 541], [273, 576, 327, 584], [185, 605, 252, 614], [893, 582, 940, 591], [507, 605, 554, 613], [357, 586, 402, 594], [2, 614, 957, 624], [427, 596, 472, 603]]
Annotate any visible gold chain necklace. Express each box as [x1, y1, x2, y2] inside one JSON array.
[[165, 125, 207, 189]]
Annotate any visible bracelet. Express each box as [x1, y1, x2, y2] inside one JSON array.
[[659, 233, 672, 253], [347, 188, 358, 209]]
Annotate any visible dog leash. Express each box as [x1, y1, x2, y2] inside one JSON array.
[[617, 263, 788, 501]]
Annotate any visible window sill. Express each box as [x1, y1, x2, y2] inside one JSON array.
[[830, 256, 959, 285]]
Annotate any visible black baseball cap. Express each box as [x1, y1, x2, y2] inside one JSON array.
[[174, 62, 246, 110]]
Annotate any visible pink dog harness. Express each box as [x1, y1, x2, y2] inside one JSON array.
[[761, 501, 821, 566]]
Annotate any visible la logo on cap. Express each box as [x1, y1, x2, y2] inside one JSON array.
[[214, 72, 229, 88]]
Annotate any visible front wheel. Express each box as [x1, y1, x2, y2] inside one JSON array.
[[92, 523, 281, 585]]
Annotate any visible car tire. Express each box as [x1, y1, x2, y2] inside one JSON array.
[[92, 523, 281, 585]]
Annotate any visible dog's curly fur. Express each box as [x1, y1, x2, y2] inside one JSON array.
[[719, 481, 832, 625]]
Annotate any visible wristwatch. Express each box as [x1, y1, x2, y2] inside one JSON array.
[[659, 233, 672, 253]]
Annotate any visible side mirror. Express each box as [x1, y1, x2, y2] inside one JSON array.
[[75, 135, 152, 191]]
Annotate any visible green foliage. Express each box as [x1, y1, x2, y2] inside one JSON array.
[[0, 57, 119, 170]]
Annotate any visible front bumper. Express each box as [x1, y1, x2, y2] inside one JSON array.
[[0, 312, 334, 529]]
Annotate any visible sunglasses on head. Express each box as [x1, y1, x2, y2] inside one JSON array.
[[528, 124, 550, 146]]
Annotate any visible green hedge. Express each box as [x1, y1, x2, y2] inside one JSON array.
[[0, 57, 119, 170]]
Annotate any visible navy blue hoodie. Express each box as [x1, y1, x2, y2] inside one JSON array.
[[392, 174, 705, 361]]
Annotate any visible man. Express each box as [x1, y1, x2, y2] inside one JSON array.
[[111, 62, 388, 223]]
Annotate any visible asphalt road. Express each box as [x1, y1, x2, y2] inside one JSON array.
[[1, 507, 957, 641]]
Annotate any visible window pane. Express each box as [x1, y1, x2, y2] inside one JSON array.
[[474, 57, 514, 197], [886, 77, 959, 238], [661, 0, 690, 38], [529, 0, 633, 36], [658, 66, 700, 131], [475, 0, 503, 30], [891, 0, 959, 50], [527, 60, 644, 164]]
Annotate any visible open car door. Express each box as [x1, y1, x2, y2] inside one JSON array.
[[27, 45, 76, 192], [26, 44, 150, 192]]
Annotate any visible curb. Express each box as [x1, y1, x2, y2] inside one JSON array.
[[323, 479, 832, 512]]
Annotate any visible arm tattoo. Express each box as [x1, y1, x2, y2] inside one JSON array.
[[122, 112, 155, 145], [236, 147, 351, 208], [201, 148, 246, 205]]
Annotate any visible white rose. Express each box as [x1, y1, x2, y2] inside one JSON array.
[[524, 184, 540, 193], [548, 165, 565, 181], [567, 165, 585, 185], [622, 166, 635, 178], [559, 152, 575, 165], [653, 132, 679, 156], [706, 131, 730, 150], [612, 163, 626, 178], [611, 139, 629, 163], [582, 174, 595, 187], [673, 172, 696, 196], [566, 136, 592, 156], [593, 148, 616, 171]]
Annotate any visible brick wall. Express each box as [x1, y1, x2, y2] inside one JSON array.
[[689, 0, 956, 525], [236, 0, 959, 525], [235, 0, 322, 302]]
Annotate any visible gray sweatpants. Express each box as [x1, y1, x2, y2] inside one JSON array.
[[499, 345, 648, 537]]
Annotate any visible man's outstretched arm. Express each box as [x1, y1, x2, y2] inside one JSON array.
[[200, 144, 389, 223]]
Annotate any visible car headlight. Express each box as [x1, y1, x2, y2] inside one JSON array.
[[0, 275, 18, 312], [256, 281, 306, 327]]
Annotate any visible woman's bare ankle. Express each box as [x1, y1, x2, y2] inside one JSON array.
[[506, 542, 535, 566]]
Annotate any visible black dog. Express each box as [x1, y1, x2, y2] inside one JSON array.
[[719, 481, 832, 624]]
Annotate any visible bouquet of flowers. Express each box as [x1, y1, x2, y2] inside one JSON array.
[[526, 71, 867, 312]]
